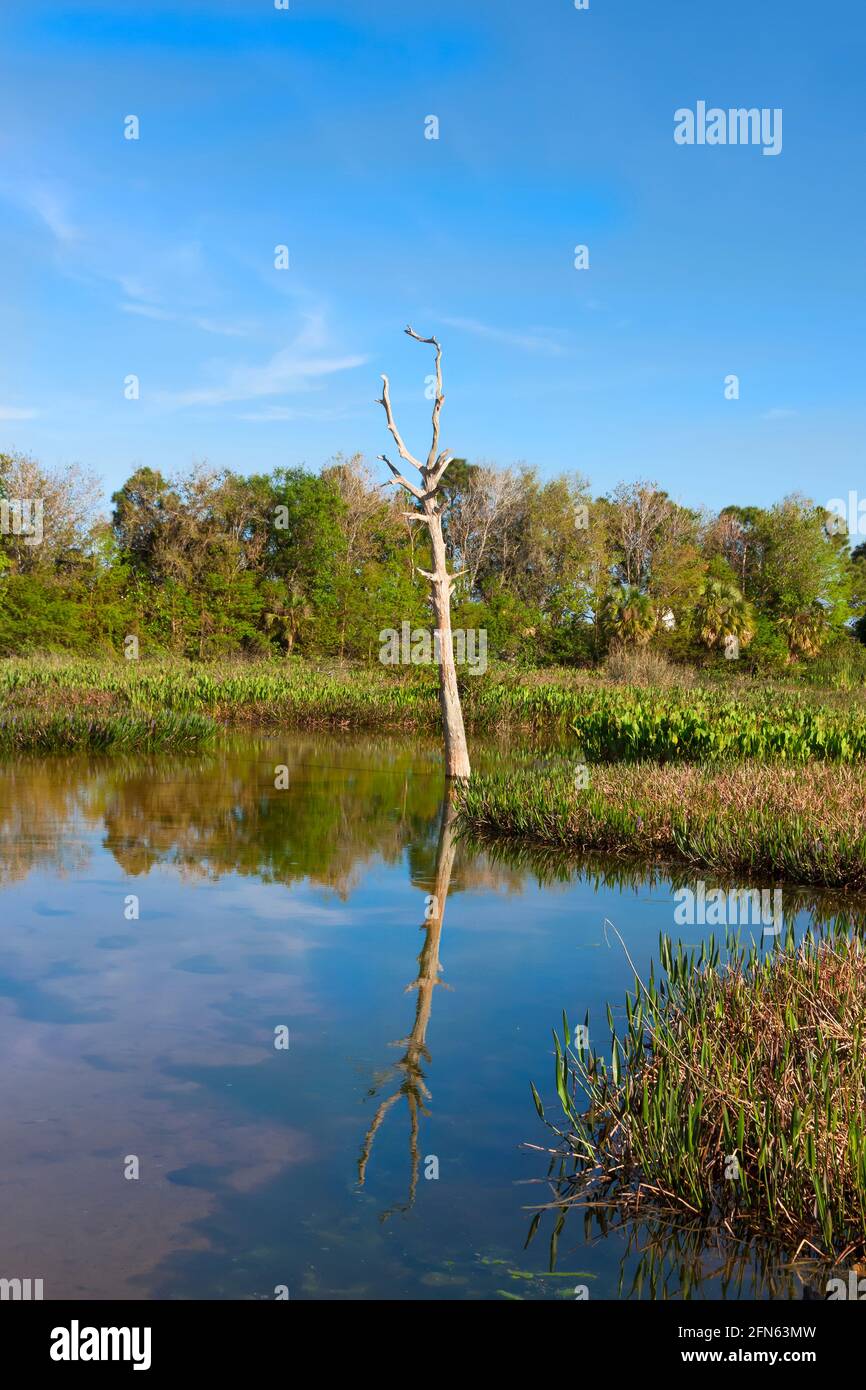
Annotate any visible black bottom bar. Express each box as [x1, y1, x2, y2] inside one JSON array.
[[4, 1295, 860, 1376]]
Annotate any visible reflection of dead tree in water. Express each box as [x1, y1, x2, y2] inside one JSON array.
[[357, 792, 457, 1218]]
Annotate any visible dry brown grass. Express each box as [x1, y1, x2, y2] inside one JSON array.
[[458, 761, 866, 888]]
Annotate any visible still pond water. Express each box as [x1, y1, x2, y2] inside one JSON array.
[[0, 733, 843, 1300]]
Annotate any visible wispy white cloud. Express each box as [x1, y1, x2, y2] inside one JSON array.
[[119, 302, 175, 322], [439, 314, 568, 356], [194, 315, 251, 339], [0, 405, 38, 421], [762, 407, 799, 421], [120, 301, 251, 337], [236, 404, 356, 423], [14, 182, 81, 243], [1, 182, 363, 413], [165, 349, 367, 408], [161, 315, 367, 408], [1, 185, 244, 334]]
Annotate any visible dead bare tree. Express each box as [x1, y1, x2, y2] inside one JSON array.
[[445, 462, 524, 595], [377, 327, 471, 779]]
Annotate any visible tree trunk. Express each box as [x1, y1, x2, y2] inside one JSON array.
[[377, 327, 472, 779], [426, 506, 471, 779]]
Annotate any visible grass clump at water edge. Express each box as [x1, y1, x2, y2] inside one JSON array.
[[455, 761, 866, 890], [532, 927, 866, 1264], [0, 709, 216, 754]]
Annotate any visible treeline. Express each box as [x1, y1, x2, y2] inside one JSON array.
[[1, 448, 864, 672]]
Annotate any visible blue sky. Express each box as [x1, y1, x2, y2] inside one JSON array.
[[0, 0, 863, 512]]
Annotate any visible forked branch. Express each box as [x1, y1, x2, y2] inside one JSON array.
[[404, 325, 444, 469], [377, 329, 456, 493], [377, 454, 424, 501]]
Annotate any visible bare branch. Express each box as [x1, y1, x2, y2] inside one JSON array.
[[377, 376, 423, 473], [417, 566, 467, 587], [404, 325, 438, 347], [378, 454, 424, 501], [428, 451, 455, 490], [405, 325, 444, 469]]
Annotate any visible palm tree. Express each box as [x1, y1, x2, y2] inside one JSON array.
[[694, 576, 755, 653], [778, 605, 829, 660], [264, 583, 313, 655], [604, 585, 657, 647]]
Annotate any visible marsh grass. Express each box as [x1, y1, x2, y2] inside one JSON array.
[[534, 928, 866, 1263], [3, 657, 866, 760], [0, 709, 215, 754], [456, 761, 866, 889]]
